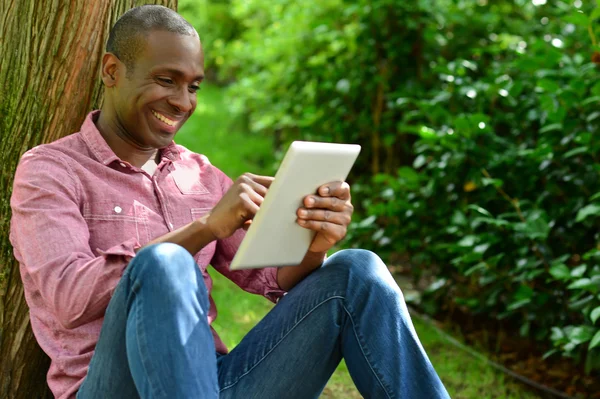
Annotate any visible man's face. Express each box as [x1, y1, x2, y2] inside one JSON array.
[[113, 30, 204, 149]]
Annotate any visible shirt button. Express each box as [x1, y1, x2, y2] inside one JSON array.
[[119, 162, 126, 168], [114, 206, 122, 214], [169, 222, 174, 229]]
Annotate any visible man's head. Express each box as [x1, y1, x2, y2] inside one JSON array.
[[100, 5, 204, 151]]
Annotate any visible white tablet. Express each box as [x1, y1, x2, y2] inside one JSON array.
[[229, 141, 361, 270]]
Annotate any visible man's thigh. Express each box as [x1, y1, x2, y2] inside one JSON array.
[[217, 265, 348, 399]]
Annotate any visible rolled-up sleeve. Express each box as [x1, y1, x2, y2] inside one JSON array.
[[10, 149, 140, 329], [209, 167, 286, 303], [211, 229, 285, 303]]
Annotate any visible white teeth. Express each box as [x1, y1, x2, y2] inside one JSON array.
[[151, 110, 176, 126]]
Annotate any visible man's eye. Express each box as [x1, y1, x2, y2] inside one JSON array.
[[158, 77, 174, 84], [189, 85, 200, 93]]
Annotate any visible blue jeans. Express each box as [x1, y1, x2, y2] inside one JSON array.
[[77, 243, 449, 399]]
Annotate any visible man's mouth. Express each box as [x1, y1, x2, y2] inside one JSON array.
[[151, 110, 177, 127]]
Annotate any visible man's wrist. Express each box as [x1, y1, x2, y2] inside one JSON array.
[[303, 250, 327, 269], [193, 213, 218, 244]]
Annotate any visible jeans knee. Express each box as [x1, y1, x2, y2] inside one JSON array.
[[329, 249, 401, 297], [129, 243, 206, 296]]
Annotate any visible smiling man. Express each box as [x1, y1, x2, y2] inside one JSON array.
[[9, 5, 449, 399]]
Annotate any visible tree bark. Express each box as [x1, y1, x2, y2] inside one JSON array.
[[0, 1, 176, 397]]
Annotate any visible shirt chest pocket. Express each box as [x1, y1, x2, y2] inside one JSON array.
[[83, 201, 150, 253], [172, 164, 209, 195]]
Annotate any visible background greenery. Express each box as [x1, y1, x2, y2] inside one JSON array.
[[179, 0, 600, 386], [176, 83, 539, 398]]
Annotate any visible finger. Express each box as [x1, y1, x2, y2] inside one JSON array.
[[239, 191, 262, 216], [317, 181, 351, 200], [296, 219, 347, 240], [297, 208, 351, 226], [242, 173, 275, 189], [239, 180, 267, 203], [304, 195, 348, 212]]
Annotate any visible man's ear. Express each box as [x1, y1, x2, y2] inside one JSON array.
[[101, 53, 120, 87]]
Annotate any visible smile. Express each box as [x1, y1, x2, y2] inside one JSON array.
[[151, 110, 177, 127]]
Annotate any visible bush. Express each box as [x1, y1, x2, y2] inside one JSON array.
[[196, 0, 600, 371]]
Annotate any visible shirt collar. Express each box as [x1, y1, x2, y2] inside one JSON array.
[[80, 110, 181, 166]]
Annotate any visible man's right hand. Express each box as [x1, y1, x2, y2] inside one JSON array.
[[206, 173, 274, 240]]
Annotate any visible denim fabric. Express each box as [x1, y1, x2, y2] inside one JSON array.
[[77, 243, 450, 399]]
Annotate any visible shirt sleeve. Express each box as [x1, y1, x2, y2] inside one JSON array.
[[209, 167, 286, 303], [9, 148, 140, 329]]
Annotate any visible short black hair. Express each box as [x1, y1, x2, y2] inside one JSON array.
[[106, 5, 196, 76]]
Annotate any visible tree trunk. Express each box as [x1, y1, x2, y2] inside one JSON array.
[[0, 1, 176, 397]]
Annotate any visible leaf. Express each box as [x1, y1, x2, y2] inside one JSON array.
[[564, 12, 590, 27], [358, 215, 377, 228], [549, 264, 570, 280], [425, 278, 446, 293], [582, 96, 600, 106], [413, 154, 427, 169], [474, 243, 490, 254], [569, 295, 595, 311], [591, 307, 600, 324], [567, 278, 599, 293], [464, 262, 487, 276], [563, 147, 589, 159], [419, 125, 436, 139], [397, 166, 421, 183], [567, 326, 594, 345], [451, 210, 467, 226], [513, 210, 550, 240], [592, 7, 600, 21], [539, 123, 562, 134], [458, 235, 477, 247], [507, 298, 530, 311], [467, 204, 493, 217], [482, 178, 503, 188], [590, 192, 600, 202], [550, 327, 565, 341], [576, 204, 600, 222], [537, 78, 560, 93], [572, 264, 587, 278], [543, 349, 559, 360], [586, 111, 600, 123], [590, 330, 600, 350]]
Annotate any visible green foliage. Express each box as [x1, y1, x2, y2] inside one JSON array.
[[176, 83, 274, 178], [184, 0, 600, 372], [176, 84, 536, 398], [178, 0, 242, 74]]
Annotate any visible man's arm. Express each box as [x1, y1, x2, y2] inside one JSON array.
[[208, 170, 286, 303], [11, 149, 138, 329], [140, 213, 216, 255]]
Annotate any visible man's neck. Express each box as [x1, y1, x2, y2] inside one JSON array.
[[96, 108, 159, 168]]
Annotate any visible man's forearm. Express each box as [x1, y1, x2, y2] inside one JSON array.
[[139, 214, 216, 256], [277, 250, 327, 291]]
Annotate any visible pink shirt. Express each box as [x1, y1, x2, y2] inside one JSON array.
[[9, 111, 285, 399]]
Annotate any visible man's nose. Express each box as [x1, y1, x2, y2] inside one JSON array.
[[167, 87, 194, 113]]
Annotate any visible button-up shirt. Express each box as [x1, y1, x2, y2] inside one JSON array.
[[9, 111, 285, 399]]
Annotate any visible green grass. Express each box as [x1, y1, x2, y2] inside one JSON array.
[[176, 84, 541, 398]]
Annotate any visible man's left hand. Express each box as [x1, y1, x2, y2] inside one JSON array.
[[296, 181, 353, 254]]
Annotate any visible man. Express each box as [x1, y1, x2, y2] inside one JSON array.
[[10, 5, 449, 399]]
